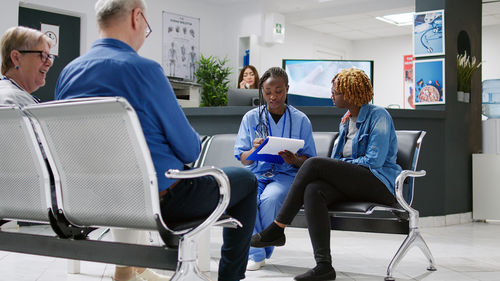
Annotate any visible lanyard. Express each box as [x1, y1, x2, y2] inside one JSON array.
[[1, 76, 25, 92], [266, 105, 287, 138]]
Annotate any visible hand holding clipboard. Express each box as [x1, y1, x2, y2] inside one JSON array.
[[247, 136, 305, 164]]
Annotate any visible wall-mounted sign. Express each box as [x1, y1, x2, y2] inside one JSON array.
[[413, 9, 444, 57], [414, 58, 445, 105], [41, 23, 59, 56], [403, 55, 415, 109]]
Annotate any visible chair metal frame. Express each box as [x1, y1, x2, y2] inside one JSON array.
[[24, 97, 238, 281], [332, 131, 436, 280], [0, 104, 52, 224], [290, 130, 436, 280]]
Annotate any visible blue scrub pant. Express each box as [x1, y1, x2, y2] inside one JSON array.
[[249, 173, 294, 262]]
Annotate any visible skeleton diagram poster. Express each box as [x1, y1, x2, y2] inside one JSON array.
[[162, 12, 200, 81]]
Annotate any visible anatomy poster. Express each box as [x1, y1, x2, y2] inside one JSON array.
[[413, 9, 444, 57], [414, 58, 445, 105], [162, 12, 200, 81]]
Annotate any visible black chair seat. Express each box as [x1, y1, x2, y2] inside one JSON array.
[[167, 214, 235, 232], [329, 201, 401, 213]]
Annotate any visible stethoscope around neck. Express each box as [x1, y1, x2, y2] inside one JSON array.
[[256, 104, 292, 139]]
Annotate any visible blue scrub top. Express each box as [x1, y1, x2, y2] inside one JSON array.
[[234, 105, 316, 177]]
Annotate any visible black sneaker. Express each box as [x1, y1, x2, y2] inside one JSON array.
[[250, 232, 286, 248], [294, 264, 336, 281]]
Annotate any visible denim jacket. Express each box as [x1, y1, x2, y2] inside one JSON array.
[[331, 104, 401, 194]]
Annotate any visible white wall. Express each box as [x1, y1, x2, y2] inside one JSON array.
[[257, 25, 352, 75], [482, 24, 500, 81], [2, 1, 498, 106], [351, 35, 412, 108]]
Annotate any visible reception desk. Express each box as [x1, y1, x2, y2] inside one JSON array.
[[183, 106, 450, 217]]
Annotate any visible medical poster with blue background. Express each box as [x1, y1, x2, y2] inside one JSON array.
[[414, 58, 445, 105], [413, 10, 444, 57]]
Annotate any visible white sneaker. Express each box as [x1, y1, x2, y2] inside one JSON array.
[[136, 268, 171, 281], [246, 259, 265, 271]]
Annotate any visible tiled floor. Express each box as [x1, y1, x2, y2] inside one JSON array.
[[1, 221, 499, 280]]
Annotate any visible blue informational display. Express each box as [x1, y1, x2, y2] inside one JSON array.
[[413, 10, 444, 57], [282, 59, 373, 106], [414, 58, 445, 105]]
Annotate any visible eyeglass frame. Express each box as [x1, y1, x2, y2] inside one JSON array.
[[140, 11, 152, 38], [18, 50, 56, 64]]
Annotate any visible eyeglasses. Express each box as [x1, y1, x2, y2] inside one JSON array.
[[140, 12, 152, 38], [19, 50, 55, 64]]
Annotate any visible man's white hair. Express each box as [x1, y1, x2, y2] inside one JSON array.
[[95, 0, 146, 27]]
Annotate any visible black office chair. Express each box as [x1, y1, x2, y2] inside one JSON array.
[[291, 130, 436, 280], [331, 130, 436, 280], [312, 132, 339, 157]]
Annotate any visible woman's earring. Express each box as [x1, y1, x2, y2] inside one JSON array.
[[15, 65, 19, 70]]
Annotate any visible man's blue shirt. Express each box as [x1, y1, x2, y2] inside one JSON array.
[[331, 104, 401, 194], [55, 38, 201, 192]]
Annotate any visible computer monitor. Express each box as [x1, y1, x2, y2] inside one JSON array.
[[283, 59, 374, 106], [227, 88, 260, 106]]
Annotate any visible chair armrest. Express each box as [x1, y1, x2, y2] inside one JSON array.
[[394, 169, 426, 229], [165, 166, 230, 237]]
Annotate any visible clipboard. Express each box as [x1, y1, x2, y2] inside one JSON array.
[[247, 136, 305, 164]]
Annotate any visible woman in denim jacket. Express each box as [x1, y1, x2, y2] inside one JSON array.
[[250, 68, 402, 281]]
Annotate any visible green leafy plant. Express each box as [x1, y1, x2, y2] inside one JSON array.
[[457, 51, 481, 93], [195, 55, 231, 106]]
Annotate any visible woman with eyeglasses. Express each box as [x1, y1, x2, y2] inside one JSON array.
[[0, 26, 55, 105]]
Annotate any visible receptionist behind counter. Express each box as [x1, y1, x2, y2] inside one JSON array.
[[238, 65, 259, 89]]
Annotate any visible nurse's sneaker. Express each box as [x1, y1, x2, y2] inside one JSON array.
[[246, 259, 265, 271]]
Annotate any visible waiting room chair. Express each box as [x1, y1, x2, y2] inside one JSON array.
[[312, 132, 339, 157], [24, 97, 238, 281], [0, 105, 51, 225], [291, 130, 436, 280], [197, 134, 244, 168], [332, 130, 435, 280]]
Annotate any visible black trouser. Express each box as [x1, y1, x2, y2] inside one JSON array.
[[160, 166, 257, 281], [276, 157, 396, 265]]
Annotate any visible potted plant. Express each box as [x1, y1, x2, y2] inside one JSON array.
[[195, 55, 231, 106], [457, 51, 481, 102]]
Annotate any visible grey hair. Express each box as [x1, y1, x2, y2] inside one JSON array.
[[94, 0, 146, 27], [1, 26, 54, 74]]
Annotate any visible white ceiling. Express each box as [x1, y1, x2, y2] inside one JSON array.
[[206, 0, 500, 40]]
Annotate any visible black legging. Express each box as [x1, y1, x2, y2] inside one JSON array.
[[276, 157, 396, 264]]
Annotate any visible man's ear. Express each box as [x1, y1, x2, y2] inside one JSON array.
[[131, 7, 141, 31]]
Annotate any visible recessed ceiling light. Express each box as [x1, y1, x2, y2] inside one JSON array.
[[376, 12, 414, 26], [318, 0, 333, 3]]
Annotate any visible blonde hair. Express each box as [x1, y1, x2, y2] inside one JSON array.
[[1, 26, 53, 75], [95, 0, 146, 28], [332, 67, 373, 107]]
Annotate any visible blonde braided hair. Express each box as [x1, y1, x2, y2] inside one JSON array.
[[332, 68, 373, 107]]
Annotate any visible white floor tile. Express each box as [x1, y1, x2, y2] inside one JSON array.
[[1, 221, 500, 280]]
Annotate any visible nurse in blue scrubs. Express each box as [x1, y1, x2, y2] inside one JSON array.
[[234, 67, 316, 270]]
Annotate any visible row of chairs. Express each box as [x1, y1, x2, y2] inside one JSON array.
[[193, 130, 436, 280], [0, 97, 236, 281], [0, 96, 436, 280]]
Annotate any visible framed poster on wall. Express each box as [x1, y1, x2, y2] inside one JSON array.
[[414, 58, 445, 105], [403, 55, 415, 109], [413, 9, 444, 57], [162, 12, 200, 82]]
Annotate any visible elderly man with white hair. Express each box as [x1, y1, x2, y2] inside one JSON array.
[[55, 0, 258, 281]]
